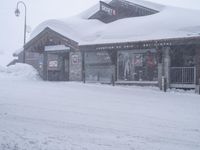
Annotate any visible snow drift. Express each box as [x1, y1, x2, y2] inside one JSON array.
[[0, 63, 41, 81]]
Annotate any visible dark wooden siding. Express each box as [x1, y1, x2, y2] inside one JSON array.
[[196, 46, 200, 84]]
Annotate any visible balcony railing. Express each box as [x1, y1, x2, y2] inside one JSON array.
[[170, 67, 196, 84]]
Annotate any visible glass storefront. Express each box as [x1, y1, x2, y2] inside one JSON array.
[[85, 51, 114, 82], [117, 50, 158, 81]]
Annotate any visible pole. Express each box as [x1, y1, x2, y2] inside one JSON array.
[[16, 1, 27, 63]]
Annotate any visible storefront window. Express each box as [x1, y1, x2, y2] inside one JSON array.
[[118, 50, 158, 81], [85, 51, 111, 65], [85, 51, 114, 82]]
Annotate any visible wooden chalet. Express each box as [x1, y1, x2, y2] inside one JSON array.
[[14, 0, 200, 91]]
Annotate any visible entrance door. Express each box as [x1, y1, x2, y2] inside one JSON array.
[[47, 53, 61, 81]]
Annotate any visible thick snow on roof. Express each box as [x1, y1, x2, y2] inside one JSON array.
[[13, 47, 23, 56], [119, 0, 164, 11], [29, 0, 200, 45], [79, 0, 113, 19]]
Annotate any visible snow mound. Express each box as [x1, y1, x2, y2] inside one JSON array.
[[0, 63, 41, 81]]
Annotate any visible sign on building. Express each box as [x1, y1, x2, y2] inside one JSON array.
[[100, 1, 116, 16], [71, 54, 79, 65], [47, 54, 60, 71], [69, 52, 82, 81], [49, 60, 58, 68]]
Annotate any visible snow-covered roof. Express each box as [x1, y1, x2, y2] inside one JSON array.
[[118, 0, 164, 11], [13, 47, 23, 56], [29, 0, 200, 45]]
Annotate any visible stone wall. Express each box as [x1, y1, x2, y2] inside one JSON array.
[[69, 52, 82, 81]]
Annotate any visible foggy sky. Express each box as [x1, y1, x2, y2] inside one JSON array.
[[0, 0, 200, 66]]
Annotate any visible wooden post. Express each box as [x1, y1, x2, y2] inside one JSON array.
[[196, 47, 200, 85], [111, 74, 115, 86], [43, 52, 48, 81], [158, 63, 162, 90], [111, 66, 115, 86], [163, 47, 171, 89], [195, 46, 200, 94], [82, 52, 86, 83], [162, 76, 167, 92]]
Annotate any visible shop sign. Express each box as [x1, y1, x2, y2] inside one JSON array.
[[47, 54, 59, 70], [49, 60, 58, 68], [100, 1, 116, 16], [71, 54, 79, 65]]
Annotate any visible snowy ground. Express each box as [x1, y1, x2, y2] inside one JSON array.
[[0, 64, 200, 150]]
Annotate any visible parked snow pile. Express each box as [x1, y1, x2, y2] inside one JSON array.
[[0, 63, 41, 81]]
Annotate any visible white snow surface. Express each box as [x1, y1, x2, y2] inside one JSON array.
[[29, 0, 200, 45], [0, 64, 200, 150]]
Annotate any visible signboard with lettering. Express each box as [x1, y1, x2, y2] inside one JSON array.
[[47, 54, 60, 70], [49, 60, 58, 68], [100, 1, 116, 16], [69, 52, 82, 81], [71, 54, 79, 65]]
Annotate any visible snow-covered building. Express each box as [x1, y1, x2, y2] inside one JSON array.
[[16, 0, 200, 90]]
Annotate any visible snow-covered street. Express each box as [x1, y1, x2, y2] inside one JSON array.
[[0, 64, 200, 150]]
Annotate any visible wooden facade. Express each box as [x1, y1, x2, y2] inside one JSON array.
[[13, 0, 200, 92], [81, 37, 200, 89], [24, 28, 82, 81], [20, 28, 200, 91]]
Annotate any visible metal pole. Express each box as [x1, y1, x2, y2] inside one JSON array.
[[16, 1, 27, 63]]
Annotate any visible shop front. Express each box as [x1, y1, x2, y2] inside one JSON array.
[[44, 45, 70, 81], [117, 49, 158, 83], [84, 51, 115, 83]]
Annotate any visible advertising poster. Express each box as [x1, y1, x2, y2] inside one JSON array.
[[47, 54, 60, 71]]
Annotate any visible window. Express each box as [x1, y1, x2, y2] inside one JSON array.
[[84, 51, 113, 82], [117, 50, 158, 81]]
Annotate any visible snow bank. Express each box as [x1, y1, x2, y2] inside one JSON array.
[[0, 63, 41, 81]]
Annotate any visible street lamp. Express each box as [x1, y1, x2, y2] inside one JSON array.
[[15, 1, 27, 63]]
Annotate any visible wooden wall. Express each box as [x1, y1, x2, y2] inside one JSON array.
[[196, 46, 200, 84]]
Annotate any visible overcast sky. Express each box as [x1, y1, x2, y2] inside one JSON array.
[[0, 0, 200, 66]]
